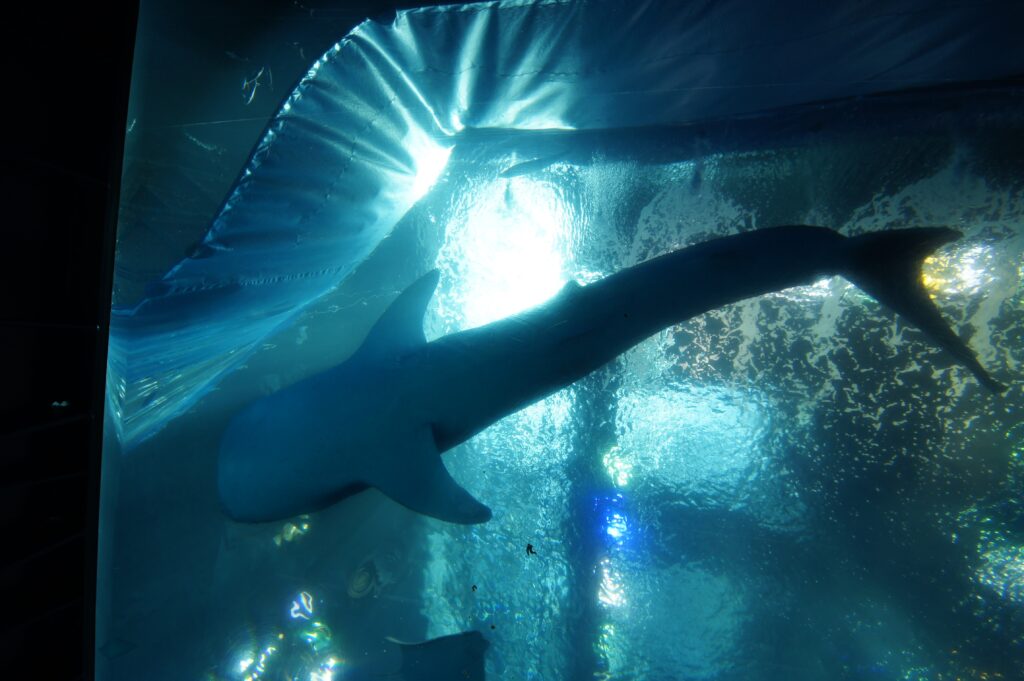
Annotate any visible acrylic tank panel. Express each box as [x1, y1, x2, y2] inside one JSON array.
[[99, 1, 1024, 680]]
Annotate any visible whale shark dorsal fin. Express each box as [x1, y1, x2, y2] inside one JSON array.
[[369, 426, 492, 524], [361, 269, 440, 357]]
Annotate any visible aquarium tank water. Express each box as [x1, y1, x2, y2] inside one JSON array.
[[98, 1, 1024, 679]]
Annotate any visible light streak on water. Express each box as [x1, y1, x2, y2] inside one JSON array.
[[290, 591, 315, 620], [435, 176, 572, 330], [598, 557, 627, 608]]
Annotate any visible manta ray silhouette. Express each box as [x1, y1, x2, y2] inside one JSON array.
[[218, 225, 1005, 525]]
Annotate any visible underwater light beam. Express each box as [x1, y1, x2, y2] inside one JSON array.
[[438, 176, 570, 329], [406, 132, 452, 203]]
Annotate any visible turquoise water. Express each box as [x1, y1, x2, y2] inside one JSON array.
[[99, 4, 1024, 679], [103, 88, 1024, 680]]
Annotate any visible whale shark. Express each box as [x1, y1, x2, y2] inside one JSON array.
[[218, 225, 1005, 524]]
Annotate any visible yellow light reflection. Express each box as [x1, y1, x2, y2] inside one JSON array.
[[921, 244, 994, 296], [273, 515, 312, 547]]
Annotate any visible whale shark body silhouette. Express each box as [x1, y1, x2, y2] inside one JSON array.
[[218, 226, 1005, 524]]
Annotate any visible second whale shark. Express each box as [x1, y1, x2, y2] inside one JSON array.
[[218, 225, 1006, 524]]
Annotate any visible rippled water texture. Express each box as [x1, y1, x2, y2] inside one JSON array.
[[415, 121, 1024, 680], [105, 94, 1023, 681]]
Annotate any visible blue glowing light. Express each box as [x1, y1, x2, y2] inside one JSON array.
[[605, 512, 628, 542], [593, 492, 631, 549]]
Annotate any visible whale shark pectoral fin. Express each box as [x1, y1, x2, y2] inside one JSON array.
[[370, 426, 492, 524], [361, 270, 440, 357]]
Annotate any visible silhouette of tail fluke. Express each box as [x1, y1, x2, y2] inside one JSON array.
[[842, 227, 1006, 393]]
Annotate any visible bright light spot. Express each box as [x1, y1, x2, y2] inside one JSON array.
[[435, 176, 572, 329], [602, 444, 633, 487], [598, 557, 627, 608], [310, 655, 341, 681], [290, 591, 314, 619], [273, 515, 312, 547], [513, 110, 575, 131], [406, 132, 453, 202], [771, 276, 844, 303], [976, 540, 1024, 604], [238, 657, 254, 673], [922, 244, 995, 296], [802, 276, 835, 297], [253, 646, 276, 675], [605, 513, 628, 541], [300, 620, 335, 654], [595, 493, 629, 547]]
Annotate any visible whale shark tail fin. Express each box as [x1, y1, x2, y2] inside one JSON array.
[[843, 227, 1006, 393], [386, 631, 490, 681]]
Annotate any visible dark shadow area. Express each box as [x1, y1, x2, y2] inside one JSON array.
[[0, 2, 137, 679], [0, 2, 469, 679]]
